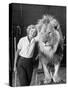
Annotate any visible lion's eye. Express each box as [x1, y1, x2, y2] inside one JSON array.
[[48, 32, 51, 35], [49, 32, 51, 34]]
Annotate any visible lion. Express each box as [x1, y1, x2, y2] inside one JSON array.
[[35, 15, 64, 84]]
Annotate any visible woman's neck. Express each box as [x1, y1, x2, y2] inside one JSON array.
[[27, 36, 31, 42]]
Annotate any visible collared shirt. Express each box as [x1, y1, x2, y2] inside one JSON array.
[[17, 36, 36, 58]]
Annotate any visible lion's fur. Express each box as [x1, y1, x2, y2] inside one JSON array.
[[34, 15, 64, 83]]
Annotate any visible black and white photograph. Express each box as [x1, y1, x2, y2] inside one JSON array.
[[9, 3, 66, 87]]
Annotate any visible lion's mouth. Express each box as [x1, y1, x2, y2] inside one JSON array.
[[43, 36, 53, 46]]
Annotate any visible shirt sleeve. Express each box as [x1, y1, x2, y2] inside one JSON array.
[[17, 38, 23, 50]]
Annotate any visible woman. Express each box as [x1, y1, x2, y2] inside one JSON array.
[[14, 25, 39, 86]]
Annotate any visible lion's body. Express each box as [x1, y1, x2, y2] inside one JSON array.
[[35, 15, 64, 83]]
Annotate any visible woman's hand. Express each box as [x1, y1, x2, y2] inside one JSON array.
[[13, 49, 20, 72], [14, 63, 17, 72], [14, 60, 17, 72]]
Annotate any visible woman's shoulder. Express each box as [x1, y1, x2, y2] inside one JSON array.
[[19, 36, 27, 41], [18, 36, 27, 44]]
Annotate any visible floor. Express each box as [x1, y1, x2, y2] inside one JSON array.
[[30, 66, 66, 85], [12, 66, 66, 86]]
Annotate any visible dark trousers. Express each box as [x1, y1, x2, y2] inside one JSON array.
[[17, 56, 33, 86]]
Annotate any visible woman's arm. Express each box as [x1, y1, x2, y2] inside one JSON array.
[[26, 38, 36, 56]]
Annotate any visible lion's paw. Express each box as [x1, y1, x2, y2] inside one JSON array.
[[43, 77, 51, 84], [53, 75, 61, 83]]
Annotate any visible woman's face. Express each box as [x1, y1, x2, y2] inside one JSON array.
[[28, 28, 37, 40]]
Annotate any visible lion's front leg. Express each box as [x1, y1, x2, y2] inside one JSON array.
[[53, 63, 61, 83], [42, 63, 51, 83]]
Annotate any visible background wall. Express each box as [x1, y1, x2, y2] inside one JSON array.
[[12, 3, 66, 35]]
